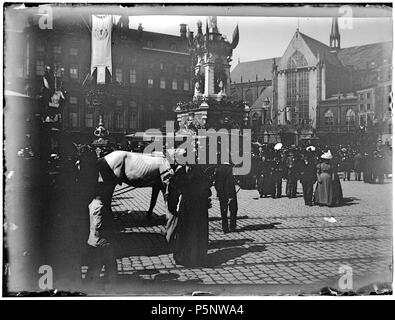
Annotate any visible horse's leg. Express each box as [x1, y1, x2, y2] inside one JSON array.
[[147, 186, 160, 216]]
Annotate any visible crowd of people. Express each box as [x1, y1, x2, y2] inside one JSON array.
[[78, 140, 393, 282], [239, 142, 392, 207]]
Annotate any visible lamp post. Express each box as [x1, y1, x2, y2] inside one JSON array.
[[263, 97, 270, 125], [244, 101, 250, 128]]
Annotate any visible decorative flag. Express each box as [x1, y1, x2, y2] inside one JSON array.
[[91, 15, 114, 84], [231, 25, 239, 49]]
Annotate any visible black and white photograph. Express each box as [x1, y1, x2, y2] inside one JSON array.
[[2, 2, 393, 298]]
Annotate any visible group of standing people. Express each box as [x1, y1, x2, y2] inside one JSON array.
[[254, 144, 344, 207]]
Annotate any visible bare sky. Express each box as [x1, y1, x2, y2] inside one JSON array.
[[129, 15, 392, 69]]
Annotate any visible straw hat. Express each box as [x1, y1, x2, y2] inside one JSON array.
[[321, 150, 333, 160], [274, 143, 283, 151], [306, 146, 316, 152]]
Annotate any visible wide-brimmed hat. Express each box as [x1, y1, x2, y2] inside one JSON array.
[[274, 143, 283, 151], [321, 150, 333, 159], [306, 146, 316, 152]]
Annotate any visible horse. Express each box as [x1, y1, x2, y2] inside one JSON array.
[[96, 150, 174, 217]]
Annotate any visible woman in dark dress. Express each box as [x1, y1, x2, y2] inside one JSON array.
[[314, 151, 343, 207], [257, 155, 274, 197], [167, 165, 212, 267]]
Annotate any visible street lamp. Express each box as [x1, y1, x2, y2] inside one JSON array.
[[243, 101, 250, 127], [263, 97, 270, 125]]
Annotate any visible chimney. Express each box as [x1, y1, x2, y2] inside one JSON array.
[[180, 24, 187, 38]]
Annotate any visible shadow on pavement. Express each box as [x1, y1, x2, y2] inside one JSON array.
[[114, 210, 166, 227], [209, 238, 254, 250], [237, 222, 281, 232], [114, 232, 170, 257], [208, 215, 249, 222], [206, 244, 267, 267]]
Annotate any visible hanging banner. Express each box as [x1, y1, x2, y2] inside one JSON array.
[[91, 15, 113, 84]]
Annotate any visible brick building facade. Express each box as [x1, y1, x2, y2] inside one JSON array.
[[5, 7, 193, 145]]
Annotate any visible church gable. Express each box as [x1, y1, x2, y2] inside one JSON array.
[[278, 31, 318, 70]]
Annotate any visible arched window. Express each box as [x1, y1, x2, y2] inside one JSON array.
[[324, 109, 334, 125], [345, 109, 356, 126], [287, 51, 308, 69]]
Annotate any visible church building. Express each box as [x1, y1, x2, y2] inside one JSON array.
[[231, 17, 392, 146]]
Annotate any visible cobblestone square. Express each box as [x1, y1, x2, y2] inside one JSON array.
[[99, 179, 393, 295]]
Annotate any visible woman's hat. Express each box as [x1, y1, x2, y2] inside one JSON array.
[[321, 150, 333, 159], [274, 143, 283, 151], [306, 146, 316, 152]]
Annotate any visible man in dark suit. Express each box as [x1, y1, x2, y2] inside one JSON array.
[[299, 150, 317, 206], [285, 150, 298, 198], [215, 163, 238, 233], [271, 153, 284, 198]]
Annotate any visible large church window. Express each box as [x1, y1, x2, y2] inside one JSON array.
[[324, 109, 334, 125], [287, 51, 308, 69], [345, 109, 356, 126], [286, 51, 309, 124]]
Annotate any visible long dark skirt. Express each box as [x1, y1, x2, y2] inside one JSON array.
[[314, 172, 333, 206], [257, 174, 274, 196], [314, 173, 343, 206], [332, 173, 343, 206], [174, 198, 209, 267]]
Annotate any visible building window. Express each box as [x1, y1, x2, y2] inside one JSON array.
[[359, 104, 364, 112], [114, 113, 124, 129], [345, 109, 356, 126], [160, 78, 166, 89], [287, 50, 308, 69], [116, 99, 123, 107], [130, 100, 137, 109], [147, 78, 154, 88], [115, 68, 123, 83], [324, 109, 334, 125], [172, 79, 178, 90], [69, 96, 78, 104], [70, 66, 79, 79], [103, 113, 111, 129], [53, 46, 62, 55], [183, 79, 189, 91], [70, 48, 78, 56], [359, 93, 364, 100], [85, 113, 93, 128], [129, 111, 138, 130], [160, 63, 165, 71], [286, 53, 309, 124], [367, 103, 371, 111], [36, 44, 45, 53], [130, 69, 136, 83], [367, 92, 371, 99], [36, 60, 45, 76], [359, 115, 365, 126], [69, 112, 78, 128]]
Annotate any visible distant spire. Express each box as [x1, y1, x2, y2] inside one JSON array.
[[330, 16, 341, 52]]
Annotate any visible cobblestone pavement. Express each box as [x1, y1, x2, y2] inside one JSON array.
[[93, 179, 393, 295]]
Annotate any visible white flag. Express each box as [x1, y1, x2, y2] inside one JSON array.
[[91, 15, 113, 84]]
